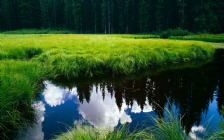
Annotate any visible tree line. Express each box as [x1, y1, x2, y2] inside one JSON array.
[[0, 0, 223, 33]]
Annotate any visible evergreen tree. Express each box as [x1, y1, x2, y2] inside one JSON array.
[[0, 0, 13, 30], [0, 0, 223, 33], [155, 0, 165, 31], [193, 0, 219, 32]]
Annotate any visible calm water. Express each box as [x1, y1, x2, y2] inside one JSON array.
[[17, 53, 224, 140]]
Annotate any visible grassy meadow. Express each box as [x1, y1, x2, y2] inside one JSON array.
[[0, 33, 223, 139], [0, 34, 216, 78]]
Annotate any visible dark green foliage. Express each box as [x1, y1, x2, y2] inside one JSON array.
[[0, 47, 43, 60], [160, 28, 192, 38], [25, 48, 43, 59], [0, 0, 223, 33], [170, 34, 224, 43], [1, 29, 74, 34]]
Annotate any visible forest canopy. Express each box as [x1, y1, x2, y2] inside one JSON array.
[[0, 0, 223, 33]]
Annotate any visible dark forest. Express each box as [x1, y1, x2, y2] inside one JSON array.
[[0, 0, 224, 33]]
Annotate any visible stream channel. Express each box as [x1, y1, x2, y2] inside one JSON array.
[[16, 49, 224, 140]]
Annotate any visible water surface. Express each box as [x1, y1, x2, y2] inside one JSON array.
[[17, 57, 224, 140]]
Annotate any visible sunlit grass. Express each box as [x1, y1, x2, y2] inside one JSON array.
[[0, 34, 215, 78], [54, 123, 154, 140]]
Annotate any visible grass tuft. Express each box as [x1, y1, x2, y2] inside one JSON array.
[[54, 107, 186, 140], [0, 60, 45, 138]]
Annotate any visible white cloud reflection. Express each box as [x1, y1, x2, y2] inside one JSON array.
[[188, 125, 206, 140], [42, 81, 77, 107], [42, 81, 154, 130], [16, 101, 45, 140], [131, 99, 153, 113], [17, 80, 155, 139], [78, 86, 132, 130]]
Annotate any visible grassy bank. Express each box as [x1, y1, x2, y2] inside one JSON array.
[[0, 34, 215, 78], [0, 34, 220, 138], [0, 60, 44, 138]]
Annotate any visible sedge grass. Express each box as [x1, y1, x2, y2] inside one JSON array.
[[0, 34, 215, 78], [54, 124, 154, 140], [0, 60, 44, 138]]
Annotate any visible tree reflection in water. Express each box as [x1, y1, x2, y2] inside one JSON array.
[[52, 57, 224, 134]]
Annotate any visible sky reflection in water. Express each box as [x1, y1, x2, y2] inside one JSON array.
[[17, 59, 224, 140], [18, 81, 155, 140]]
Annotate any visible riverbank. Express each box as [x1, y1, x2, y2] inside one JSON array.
[[0, 34, 222, 139], [0, 34, 215, 78]]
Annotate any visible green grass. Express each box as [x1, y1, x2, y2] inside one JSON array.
[[170, 33, 224, 43], [0, 29, 75, 34], [0, 34, 221, 138], [209, 106, 224, 140], [0, 34, 216, 78], [0, 60, 44, 138], [54, 124, 150, 140]]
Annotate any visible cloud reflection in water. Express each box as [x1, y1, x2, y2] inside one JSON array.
[[17, 80, 154, 139], [42, 81, 77, 107], [42, 80, 153, 129], [16, 101, 45, 140]]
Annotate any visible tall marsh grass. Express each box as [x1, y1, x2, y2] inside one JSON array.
[[0, 34, 214, 78], [39, 40, 214, 78], [0, 60, 44, 138], [54, 124, 154, 140]]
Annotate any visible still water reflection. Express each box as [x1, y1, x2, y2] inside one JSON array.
[[17, 58, 224, 140]]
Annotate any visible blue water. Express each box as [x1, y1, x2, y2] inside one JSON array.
[[16, 60, 224, 140]]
